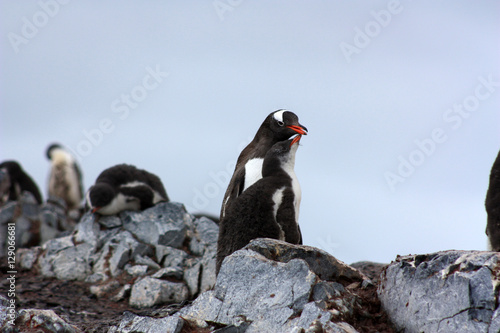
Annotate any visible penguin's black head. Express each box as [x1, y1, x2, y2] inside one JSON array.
[[268, 135, 301, 156], [262, 136, 301, 176], [87, 183, 115, 213], [46, 143, 63, 160], [266, 110, 308, 141], [0, 161, 23, 178]]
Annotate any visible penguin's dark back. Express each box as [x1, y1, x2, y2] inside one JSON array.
[[96, 164, 167, 198]]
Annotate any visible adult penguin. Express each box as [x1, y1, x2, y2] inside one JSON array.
[[220, 110, 307, 220], [217, 135, 303, 274]]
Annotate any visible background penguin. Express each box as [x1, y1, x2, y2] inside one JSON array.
[[0, 160, 43, 204], [86, 163, 169, 215], [216, 135, 303, 274], [486, 149, 500, 251], [46, 143, 84, 210], [220, 109, 307, 221]]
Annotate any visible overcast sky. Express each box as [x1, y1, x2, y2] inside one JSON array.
[[1, 1, 499, 265]]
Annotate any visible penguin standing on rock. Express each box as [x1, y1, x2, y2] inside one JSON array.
[[216, 135, 304, 274], [46, 143, 84, 210], [0, 160, 43, 204], [220, 110, 307, 221], [86, 164, 169, 215]]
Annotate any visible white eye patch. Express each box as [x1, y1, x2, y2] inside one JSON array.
[[273, 110, 288, 123]]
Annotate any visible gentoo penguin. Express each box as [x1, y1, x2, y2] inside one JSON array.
[[86, 164, 169, 215], [216, 135, 304, 274], [486, 150, 500, 251], [46, 143, 84, 210], [0, 161, 43, 204], [220, 110, 307, 221]]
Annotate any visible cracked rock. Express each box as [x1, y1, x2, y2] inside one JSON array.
[[129, 276, 189, 308], [378, 250, 500, 333]]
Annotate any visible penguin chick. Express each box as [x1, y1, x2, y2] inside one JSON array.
[[220, 109, 307, 221], [86, 164, 169, 215], [46, 143, 84, 210], [0, 160, 43, 204], [216, 135, 303, 274]]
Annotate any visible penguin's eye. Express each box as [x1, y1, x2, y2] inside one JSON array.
[[277, 121, 284, 127]]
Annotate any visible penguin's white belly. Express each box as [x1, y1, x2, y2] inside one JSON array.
[[285, 169, 301, 223], [272, 187, 286, 241], [243, 158, 263, 191]]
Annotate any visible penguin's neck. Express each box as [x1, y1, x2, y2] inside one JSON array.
[[239, 127, 275, 164]]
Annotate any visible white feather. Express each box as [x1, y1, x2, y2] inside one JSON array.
[[272, 187, 286, 241], [281, 144, 301, 223], [243, 158, 264, 191], [273, 110, 287, 122]]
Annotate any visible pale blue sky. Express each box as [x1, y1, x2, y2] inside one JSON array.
[[1, 1, 499, 264]]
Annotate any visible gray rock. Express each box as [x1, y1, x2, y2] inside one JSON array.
[[293, 302, 333, 330], [189, 216, 218, 256], [245, 238, 365, 283], [16, 309, 81, 333], [378, 250, 500, 333], [312, 281, 345, 301], [97, 215, 122, 228], [93, 230, 150, 278], [129, 277, 189, 308], [156, 245, 187, 269], [73, 212, 100, 249], [214, 249, 317, 326], [125, 264, 149, 277], [152, 267, 183, 280], [178, 290, 223, 324], [15, 216, 37, 248], [90, 280, 121, 298], [17, 246, 41, 270], [134, 254, 161, 271], [121, 202, 188, 248], [184, 259, 202, 296], [0, 294, 16, 330], [39, 236, 94, 281], [51, 243, 94, 280], [0, 201, 17, 225], [199, 246, 217, 293], [109, 311, 184, 333], [43, 235, 74, 254]]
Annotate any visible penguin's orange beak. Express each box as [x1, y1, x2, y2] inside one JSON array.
[[287, 125, 308, 135], [290, 135, 302, 147], [92, 207, 100, 213]]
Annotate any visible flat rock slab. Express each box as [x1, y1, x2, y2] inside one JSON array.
[[378, 250, 500, 333]]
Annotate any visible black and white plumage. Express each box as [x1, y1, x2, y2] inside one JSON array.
[[86, 164, 169, 215], [46, 143, 84, 210], [486, 150, 500, 251], [216, 135, 303, 274], [0, 160, 43, 204], [220, 110, 307, 221]]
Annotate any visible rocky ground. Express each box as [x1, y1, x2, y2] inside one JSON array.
[[3, 194, 500, 332], [0, 254, 393, 333]]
